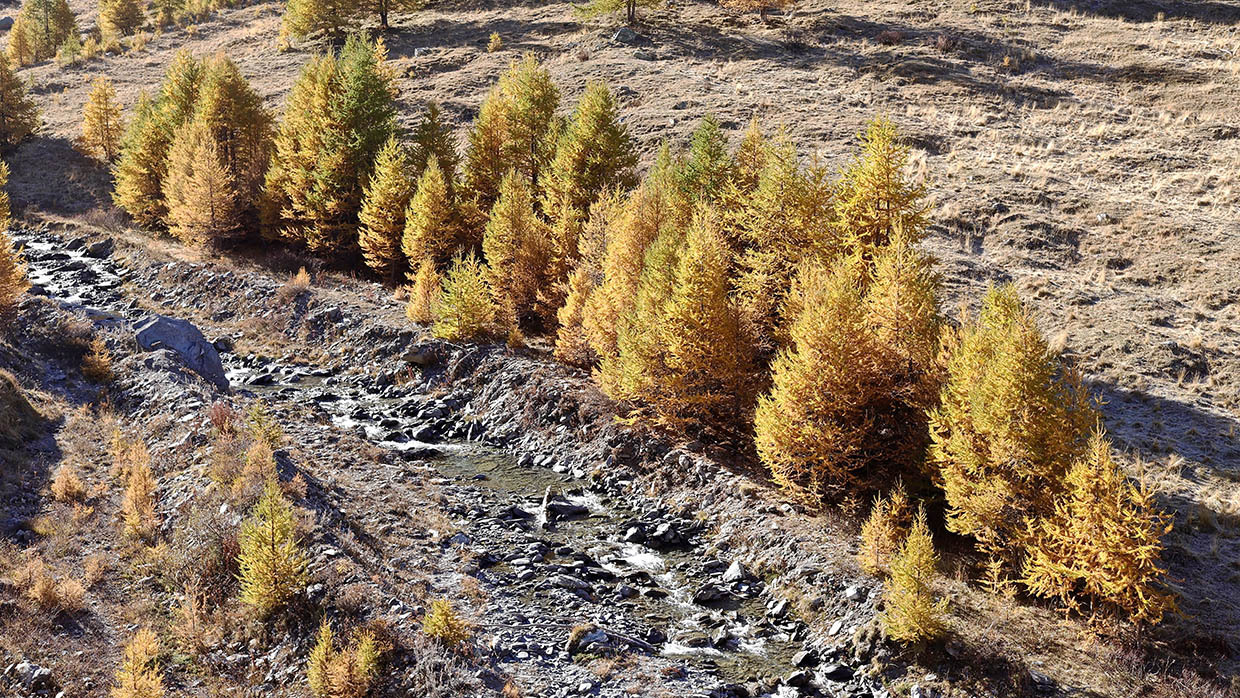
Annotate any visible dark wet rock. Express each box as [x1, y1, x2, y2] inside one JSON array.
[[784, 669, 812, 687], [692, 583, 732, 605], [134, 315, 229, 390], [85, 238, 114, 258], [792, 649, 818, 668], [820, 663, 853, 682]]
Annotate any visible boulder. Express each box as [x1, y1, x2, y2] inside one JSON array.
[[134, 315, 229, 390], [0, 17, 13, 32]]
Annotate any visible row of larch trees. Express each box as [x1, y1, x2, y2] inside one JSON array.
[[101, 35, 1174, 633]]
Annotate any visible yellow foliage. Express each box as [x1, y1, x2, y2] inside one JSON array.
[[82, 335, 115, 383], [0, 162, 10, 230], [833, 116, 929, 258], [881, 507, 947, 645], [0, 54, 40, 147], [99, 0, 144, 38], [307, 619, 383, 698], [482, 171, 548, 327], [928, 284, 1096, 562], [112, 628, 163, 698], [81, 77, 126, 162], [51, 463, 87, 502], [432, 253, 496, 342], [358, 136, 415, 280], [405, 258, 441, 325], [1022, 430, 1175, 624], [163, 118, 243, 245], [0, 228, 31, 325], [553, 266, 597, 367], [402, 155, 458, 272], [7, 0, 76, 66], [423, 599, 471, 649], [487, 32, 502, 53], [122, 454, 158, 541], [858, 480, 911, 576], [237, 479, 309, 616], [246, 401, 283, 448]]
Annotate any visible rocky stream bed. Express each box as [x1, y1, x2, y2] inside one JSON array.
[[7, 224, 899, 698]]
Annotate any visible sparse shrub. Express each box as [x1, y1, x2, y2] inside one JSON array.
[[432, 254, 496, 342], [233, 439, 277, 503], [277, 266, 312, 304], [307, 619, 383, 698], [21, 557, 87, 613], [264, 33, 396, 256], [246, 401, 284, 448], [406, 258, 441, 324], [122, 452, 158, 541], [51, 463, 87, 502], [80, 77, 126, 162], [422, 599, 470, 650], [112, 628, 163, 698], [237, 479, 308, 616], [6, 0, 77, 66], [1022, 430, 1175, 624], [0, 55, 40, 150], [880, 507, 946, 644], [82, 335, 115, 383], [858, 480, 910, 576], [206, 401, 239, 435], [358, 136, 416, 281], [487, 32, 502, 53], [56, 30, 83, 66], [928, 284, 1096, 565], [0, 229, 30, 325]]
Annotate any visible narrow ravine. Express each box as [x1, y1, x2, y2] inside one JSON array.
[[13, 226, 882, 698]]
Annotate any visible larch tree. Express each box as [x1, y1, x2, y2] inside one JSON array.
[[928, 284, 1096, 568], [264, 33, 396, 256], [575, 0, 663, 25], [405, 258, 440, 324], [190, 54, 273, 212], [651, 205, 752, 428], [1022, 430, 1174, 624], [0, 55, 40, 150], [238, 479, 309, 617], [461, 84, 508, 219], [163, 118, 243, 246], [358, 135, 415, 280], [401, 155, 457, 272], [410, 101, 459, 187], [834, 116, 929, 258], [482, 170, 547, 327], [679, 114, 734, 204], [881, 507, 947, 645], [281, 0, 358, 43], [99, 0, 145, 38], [112, 628, 164, 698], [553, 190, 622, 367], [0, 207, 31, 325], [6, 0, 76, 65], [0, 162, 10, 231], [432, 253, 496, 342], [80, 76, 126, 162]]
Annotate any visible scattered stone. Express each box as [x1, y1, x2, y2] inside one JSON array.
[[134, 314, 229, 390], [722, 560, 748, 583], [820, 663, 853, 682], [612, 27, 639, 44]]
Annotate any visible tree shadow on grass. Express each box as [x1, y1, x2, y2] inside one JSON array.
[[5, 136, 113, 218]]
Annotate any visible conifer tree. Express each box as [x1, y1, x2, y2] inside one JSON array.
[[834, 116, 929, 257], [858, 481, 911, 577], [112, 628, 163, 698], [122, 454, 158, 541], [732, 134, 835, 356], [191, 54, 273, 209], [0, 225, 31, 325], [432, 253, 496, 341], [0, 55, 39, 150], [410, 101, 459, 186], [1022, 430, 1174, 624], [264, 33, 396, 255], [653, 205, 752, 427], [730, 117, 767, 196], [281, 0, 358, 43], [405, 258, 440, 324], [55, 29, 82, 66], [362, 0, 417, 30], [7, 0, 76, 65], [679, 114, 734, 204], [401, 156, 457, 273], [80, 76, 126, 162], [0, 162, 10, 231], [553, 191, 622, 367], [881, 507, 947, 645], [99, 0, 145, 38], [542, 81, 637, 298], [238, 479, 309, 616], [583, 147, 685, 364], [112, 51, 203, 225], [928, 284, 1096, 565], [462, 54, 559, 214], [163, 119, 243, 246], [358, 136, 415, 280], [482, 170, 547, 326]]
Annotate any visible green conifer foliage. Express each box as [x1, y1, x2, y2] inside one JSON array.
[[410, 102, 460, 186], [834, 116, 929, 257], [7, 0, 76, 65], [679, 114, 734, 204]]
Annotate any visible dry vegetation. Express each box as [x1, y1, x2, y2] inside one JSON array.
[[1, 0, 1238, 695]]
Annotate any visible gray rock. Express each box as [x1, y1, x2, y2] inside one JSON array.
[[692, 583, 731, 605], [820, 663, 853, 682], [722, 559, 748, 583], [612, 27, 639, 44], [792, 649, 818, 667], [553, 574, 592, 592], [0, 17, 13, 32], [134, 315, 229, 390], [85, 238, 114, 258]]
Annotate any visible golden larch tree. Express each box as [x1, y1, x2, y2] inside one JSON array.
[[112, 628, 163, 698], [482, 171, 547, 327], [858, 480, 911, 577], [81, 76, 126, 162], [881, 507, 947, 645], [834, 116, 929, 257], [406, 258, 441, 324], [0, 225, 31, 325], [432, 253, 496, 342], [0, 54, 40, 150], [237, 479, 309, 616], [928, 284, 1096, 567], [358, 135, 415, 280], [163, 118, 243, 246], [1022, 430, 1175, 624], [7, 0, 76, 65], [401, 155, 457, 273], [0, 161, 11, 230], [99, 0, 144, 38]]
